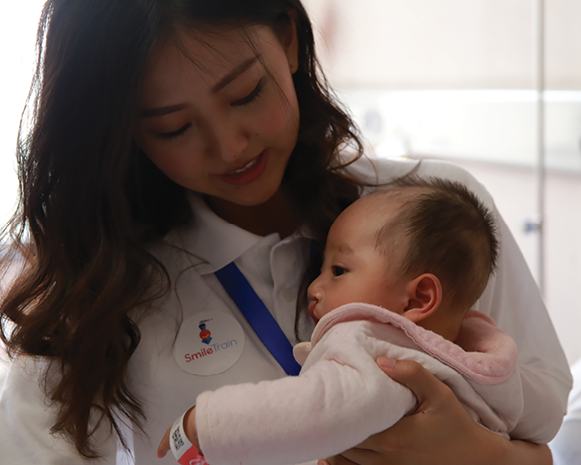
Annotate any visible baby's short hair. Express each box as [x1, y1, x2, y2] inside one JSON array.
[[369, 176, 499, 313]]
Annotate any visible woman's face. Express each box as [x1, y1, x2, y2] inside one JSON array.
[[134, 25, 300, 211]]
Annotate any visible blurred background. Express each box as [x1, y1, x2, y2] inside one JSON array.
[[1, 0, 580, 365]]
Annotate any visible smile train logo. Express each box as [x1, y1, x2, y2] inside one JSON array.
[[199, 322, 212, 345], [175, 311, 244, 374]]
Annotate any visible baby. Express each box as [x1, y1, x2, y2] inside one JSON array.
[[159, 176, 527, 465]]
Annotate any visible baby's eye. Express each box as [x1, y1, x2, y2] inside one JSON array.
[[332, 266, 347, 277]]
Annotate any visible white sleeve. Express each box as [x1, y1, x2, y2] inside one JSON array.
[[417, 160, 572, 441], [550, 360, 581, 464], [473, 189, 571, 442], [0, 357, 117, 464], [195, 324, 416, 465]]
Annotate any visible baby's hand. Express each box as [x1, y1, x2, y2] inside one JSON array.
[[157, 406, 199, 459], [157, 426, 173, 459]]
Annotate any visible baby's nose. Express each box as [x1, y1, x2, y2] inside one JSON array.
[[307, 279, 322, 302]]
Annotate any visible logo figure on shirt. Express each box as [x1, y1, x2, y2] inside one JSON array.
[[199, 323, 212, 345]]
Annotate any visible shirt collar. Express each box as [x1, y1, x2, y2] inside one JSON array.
[[178, 193, 274, 275], [165, 193, 314, 275]]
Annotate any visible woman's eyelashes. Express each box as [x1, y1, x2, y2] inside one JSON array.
[[157, 123, 191, 140], [232, 78, 265, 107], [155, 79, 265, 140]]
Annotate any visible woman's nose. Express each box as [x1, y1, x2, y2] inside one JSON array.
[[210, 117, 249, 161]]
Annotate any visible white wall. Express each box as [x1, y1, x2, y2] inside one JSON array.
[[305, 0, 581, 90]]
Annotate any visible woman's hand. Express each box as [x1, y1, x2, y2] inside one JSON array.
[[323, 357, 552, 465]]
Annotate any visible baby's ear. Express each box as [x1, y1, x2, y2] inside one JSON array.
[[402, 273, 442, 323]]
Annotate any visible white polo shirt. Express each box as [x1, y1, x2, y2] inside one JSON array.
[[0, 157, 572, 464]]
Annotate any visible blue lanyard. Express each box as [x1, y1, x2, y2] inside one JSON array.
[[215, 262, 302, 376]]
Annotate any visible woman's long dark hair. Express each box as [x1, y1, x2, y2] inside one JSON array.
[[0, 0, 363, 458]]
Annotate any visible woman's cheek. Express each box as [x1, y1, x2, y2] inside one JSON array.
[[252, 80, 299, 134], [143, 140, 200, 182], [259, 99, 299, 144]]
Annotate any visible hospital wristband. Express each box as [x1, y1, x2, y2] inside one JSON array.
[[169, 410, 208, 465]]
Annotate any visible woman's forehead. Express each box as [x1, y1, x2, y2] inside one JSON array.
[[140, 26, 277, 100], [150, 26, 273, 76]]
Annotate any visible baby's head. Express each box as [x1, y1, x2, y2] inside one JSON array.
[[307, 176, 499, 341]]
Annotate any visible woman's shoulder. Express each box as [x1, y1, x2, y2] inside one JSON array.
[[347, 155, 495, 208]]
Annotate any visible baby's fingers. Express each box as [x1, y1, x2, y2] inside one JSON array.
[[157, 426, 172, 459]]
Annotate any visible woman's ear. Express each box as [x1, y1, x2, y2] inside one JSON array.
[[282, 9, 299, 74], [402, 273, 442, 323]]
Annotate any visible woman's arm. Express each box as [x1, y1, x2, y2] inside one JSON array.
[[479, 215, 569, 442], [326, 358, 552, 465], [416, 160, 571, 439]]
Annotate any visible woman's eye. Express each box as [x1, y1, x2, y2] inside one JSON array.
[[157, 123, 191, 140], [332, 266, 347, 277], [232, 79, 265, 107]]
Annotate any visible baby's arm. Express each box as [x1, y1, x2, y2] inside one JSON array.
[[157, 406, 201, 461], [160, 322, 416, 465]]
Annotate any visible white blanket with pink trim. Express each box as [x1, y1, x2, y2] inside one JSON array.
[[196, 303, 523, 465]]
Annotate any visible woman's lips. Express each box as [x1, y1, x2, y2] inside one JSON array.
[[216, 150, 268, 185]]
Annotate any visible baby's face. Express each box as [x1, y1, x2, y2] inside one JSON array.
[[307, 195, 409, 323]]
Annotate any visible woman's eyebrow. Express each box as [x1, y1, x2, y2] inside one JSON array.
[[212, 55, 260, 93]]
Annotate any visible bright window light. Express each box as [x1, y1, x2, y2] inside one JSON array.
[[0, 1, 46, 227]]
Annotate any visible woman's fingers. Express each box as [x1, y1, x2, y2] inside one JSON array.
[[376, 356, 457, 411], [327, 448, 383, 465], [324, 451, 370, 465]]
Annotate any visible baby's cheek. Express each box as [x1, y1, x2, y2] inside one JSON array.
[[329, 291, 358, 312]]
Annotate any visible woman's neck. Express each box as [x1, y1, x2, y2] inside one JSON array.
[[204, 190, 302, 238]]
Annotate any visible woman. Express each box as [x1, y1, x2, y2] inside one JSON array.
[[0, 0, 570, 463]]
